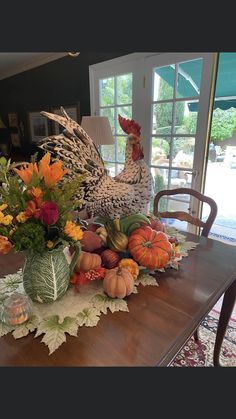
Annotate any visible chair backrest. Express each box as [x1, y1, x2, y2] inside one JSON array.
[[153, 187, 217, 237]]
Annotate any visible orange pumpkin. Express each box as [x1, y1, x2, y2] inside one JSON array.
[[103, 267, 134, 298], [75, 251, 102, 273], [118, 258, 139, 280], [128, 225, 173, 270]]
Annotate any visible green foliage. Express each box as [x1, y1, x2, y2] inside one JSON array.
[[100, 74, 132, 163], [184, 107, 236, 142], [181, 112, 198, 134], [150, 174, 166, 212], [48, 175, 85, 223], [152, 138, 170, 156], [11, 221, 46, 253], [100, 77, 115, 106], [210, 108, 236, 141], [100, 74, 132, 107], [1, 176, 27, 214], [155, 81, 184, 134]]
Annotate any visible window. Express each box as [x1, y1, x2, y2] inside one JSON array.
[[98, 73, 133, 176]]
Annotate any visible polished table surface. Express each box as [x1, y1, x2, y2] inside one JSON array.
[[0, 233, 236, 366]]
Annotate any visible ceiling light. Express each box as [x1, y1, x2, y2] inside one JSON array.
[[68, 52, 80, 57]]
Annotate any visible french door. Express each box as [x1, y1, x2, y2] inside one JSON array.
[[143, 53, 216, 228], [89, 52, 216, 230]]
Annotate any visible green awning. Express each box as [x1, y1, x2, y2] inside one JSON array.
[[155, 53, 236, 111]]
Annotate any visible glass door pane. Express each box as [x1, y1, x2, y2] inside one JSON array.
[[98, 72, 133, 176], [150, 58, 203, 228], [204, 53, 236, 242]]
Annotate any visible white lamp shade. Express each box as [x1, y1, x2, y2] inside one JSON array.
[[81, 116, 114, 145]]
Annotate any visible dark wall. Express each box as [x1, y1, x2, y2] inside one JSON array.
[[0, 52, 129, 157]]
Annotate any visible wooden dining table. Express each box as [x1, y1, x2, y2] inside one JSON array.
[[0, 232, 235, 367]]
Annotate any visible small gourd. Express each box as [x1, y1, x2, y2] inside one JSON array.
[[101, 249, 120, 269], [80, 230, 103, 252], [103, 267, 134, 299], [107, 231, 128, 252], [75, 251, 101, 273], [105, 219, 128, 252], [96, 227, 108, 245], [118, 258, 139, 280]]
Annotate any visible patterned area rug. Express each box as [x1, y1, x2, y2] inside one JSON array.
[[171, 309, 236, 367]]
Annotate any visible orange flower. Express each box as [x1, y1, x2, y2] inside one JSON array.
[[28, 187, 44, 207], [0, 235, 12, 254], [24, 200, 41, 219], [64, 220, 83, 241], [14, 163, 40, 185], [39, 152, 68, 188]]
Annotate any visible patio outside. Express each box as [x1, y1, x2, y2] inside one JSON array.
[[204, 154, 236, 242]]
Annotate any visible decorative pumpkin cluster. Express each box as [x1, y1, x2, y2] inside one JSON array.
[[70, 212, 180, 299], [0, 154, 84, 254]]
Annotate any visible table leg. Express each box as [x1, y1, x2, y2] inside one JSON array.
[[213, 278, 236, 367]]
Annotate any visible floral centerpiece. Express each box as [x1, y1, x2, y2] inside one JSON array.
[[0, 153, 84, 303], [0, 152, 181, 307]]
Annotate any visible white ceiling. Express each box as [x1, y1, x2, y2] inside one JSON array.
[[0, 53, 68, 80]]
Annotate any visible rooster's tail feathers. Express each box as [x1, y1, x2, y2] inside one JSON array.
[[39, 108, 106, 179]]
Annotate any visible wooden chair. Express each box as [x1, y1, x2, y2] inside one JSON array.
[[153, 187, 218, 342], [153, 187, 217, 238]]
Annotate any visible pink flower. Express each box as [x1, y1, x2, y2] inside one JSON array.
[[39, 202, 59, 225]]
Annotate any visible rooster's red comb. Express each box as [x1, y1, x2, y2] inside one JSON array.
[[118, 115, 141, 137]]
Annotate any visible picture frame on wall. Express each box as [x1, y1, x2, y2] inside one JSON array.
[[7, 112, 22, 148], [50, 103, 80, 135], [10, 132, 21, 148], [8, 112, 18, 128], [28, 111, 49, 142]]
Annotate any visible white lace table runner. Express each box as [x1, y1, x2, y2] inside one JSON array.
[[0, 228, 198, 355]]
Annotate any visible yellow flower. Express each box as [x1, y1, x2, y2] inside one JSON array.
[[64, 220, 83, 241], [47, 240, 54, 249], [0, 214, 13, 226], [16, 212, 28, 223], [0, 204, 8, 211]]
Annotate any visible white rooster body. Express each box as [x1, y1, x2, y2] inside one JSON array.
[[39, 109, 153, 219]]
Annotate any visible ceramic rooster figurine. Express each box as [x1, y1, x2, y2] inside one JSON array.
[[39, 108, 153, 219]]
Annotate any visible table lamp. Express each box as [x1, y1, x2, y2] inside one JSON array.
[[81, 116, 114, 145]]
